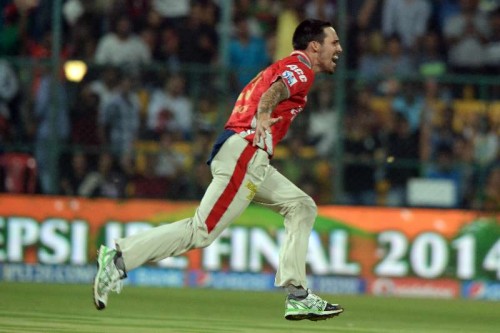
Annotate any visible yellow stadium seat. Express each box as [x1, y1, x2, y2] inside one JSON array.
[[452, 100, 488, 131], [134, 141, 160, 173], [369, 97, 392, 114], [489, 102, 500, 127]]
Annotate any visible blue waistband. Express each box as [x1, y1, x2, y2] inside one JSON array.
[[206, 129, 236, 165]]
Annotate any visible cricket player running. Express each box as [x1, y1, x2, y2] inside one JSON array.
[[93, 19, 344, 321]]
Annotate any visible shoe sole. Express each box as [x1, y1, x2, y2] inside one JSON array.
[[285, 308, 344, 321], [93, 247, 106, 311], [308, 309, 344, 321]]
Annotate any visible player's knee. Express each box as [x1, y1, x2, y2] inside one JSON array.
[[287, 196, 317, 224], [301, 196, 317, 221], [193, 233, 216, 248]]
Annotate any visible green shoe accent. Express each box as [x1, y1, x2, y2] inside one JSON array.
[[92, 245, 125, 310], [284, 290, 344, 321]]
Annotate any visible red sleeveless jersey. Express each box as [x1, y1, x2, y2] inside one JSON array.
[[225, 50, 315, 156]]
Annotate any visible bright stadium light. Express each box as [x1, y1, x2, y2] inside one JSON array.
[[64, 60, 87, 82]]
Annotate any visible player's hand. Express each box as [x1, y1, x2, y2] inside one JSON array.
[[253, 114, 282, 147]]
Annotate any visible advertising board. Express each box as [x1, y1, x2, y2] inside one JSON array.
[[0, 195, 498, 298]]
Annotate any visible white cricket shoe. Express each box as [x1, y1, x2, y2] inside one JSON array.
[[93, 245, 126, 310], [284, 290, 344, 321]]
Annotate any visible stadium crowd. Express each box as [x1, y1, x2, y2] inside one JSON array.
[[0, 0, 498, 211]]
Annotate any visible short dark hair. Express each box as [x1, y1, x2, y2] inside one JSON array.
[[292, 19, 333, 50]]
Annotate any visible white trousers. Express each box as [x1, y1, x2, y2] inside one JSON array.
[[115, 134, 317, 288]]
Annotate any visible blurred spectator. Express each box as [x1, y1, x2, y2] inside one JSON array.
[[391, 81, 425, 133], [382, 0, 431, 51], [299, 173, 322, 204], [0, 103, 9, 143], [121, 0, 150, 27], [89, 65, 119, 117], [24, 28, 70, 104], [0, 2, 29, 56], [85, 0, 120, 33], [198, 0, 220, 27], [342, 105, 380, 206], [233, 0, 269, 36], [155, 26, 181, 71], [305, 0, 336, 23], [424, 143, 464, 207], [423, 77, 452, 104], [59, 150, 90, 196], [418, 30, 447, 76], [177, 3, 218, 65], [130, 152, 169, 199], [420, 79, 452, 160], [139, 26, 158, 61], [309, 160, 333, 204], [385, 113, 420, 206], [307, 79, 339, 157], [378, 34, 416, 78], [66, 13, 99, 60], [426, 106, 459, 161], [155, 131, 189, 198], [34, 72, 69, 194], [346, 0, 382, 69], [350, 0, 382, 31], [0, 151, 38, 194], [443, 0, 491, 73], [29, 0, 52, 40], [62, 0, 84, 27], [484, 7, 500, 73], [452, 135, 475, 207], [0, 60, 20, 142], [146, 74, 193, 140], [357, 30, 384, 80], [70, 83, 101, 147], [141, 7, 163, 31], [152, 0, 190, 27], [98, 72, 140, 171], [191, 129, 214, 199], [6, 0, 39, 14], [155, 131, 185, 178], [26, 29, 69, 60], [232, 0, 262, 37], [475, 165, 500, 211], [433, 0, 461, 30], [94, 14, 151, 66], [472, 115, 498, 167], [273, 1, 301, 61], [346, 0, 383, 70], [229, 16, 270, 92], [195, 94, 217, 132], [78, 151, 127, 198], [279, 136, 309, 186]]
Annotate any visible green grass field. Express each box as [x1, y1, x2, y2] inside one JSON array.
[[1, 282, 500, 333]]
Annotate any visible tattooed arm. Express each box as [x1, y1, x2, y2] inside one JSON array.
[[252, 80, 288, 146]]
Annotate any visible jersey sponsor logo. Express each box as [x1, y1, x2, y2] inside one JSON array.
[[286, 64, 308, 82], [282, 70, 298, 87]]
